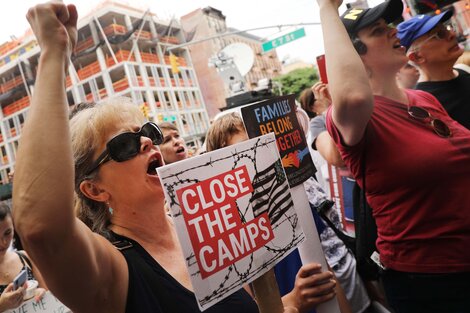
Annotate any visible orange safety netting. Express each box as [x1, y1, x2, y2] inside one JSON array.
[[77, 61, 101, 80], [2, 95, 30, 116], [104, 24, 127, 36], [0, 76, 24, 93], [0, 40, 20, 57], [74, 37, 94, 54]]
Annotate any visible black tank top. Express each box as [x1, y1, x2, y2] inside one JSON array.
[[113, 233, 259, 313], [0, 251, 35, 294]]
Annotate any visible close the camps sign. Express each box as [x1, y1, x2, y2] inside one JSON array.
[[241, 94, 316, 187], [176, 166, 274, 278], [158, 133, 304, 311]]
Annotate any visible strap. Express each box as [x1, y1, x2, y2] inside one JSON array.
[[111, 236, 166, 313], [361, 132, 367, 213], [358, 130, 382, 276], [16, 251, 33, 270], [316, 200, 356, 253], [112, 240, 133, 251]]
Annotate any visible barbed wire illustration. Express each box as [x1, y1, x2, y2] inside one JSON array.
[[160, 136, 305, 307]]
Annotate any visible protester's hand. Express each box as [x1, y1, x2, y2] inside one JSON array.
[[283, 263, 336, 313], [317, 0, 343, 10], [0, 283, 26, 311], [26, 1, 78, 60], [34, 288, 47, 303], [283, 307, 299, 313], [311, 82, 332, 114]]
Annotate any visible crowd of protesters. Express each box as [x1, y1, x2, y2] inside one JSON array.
[[2, 0, 469, 313]]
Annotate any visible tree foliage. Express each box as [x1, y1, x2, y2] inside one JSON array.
[[273, 67, 318, 98]]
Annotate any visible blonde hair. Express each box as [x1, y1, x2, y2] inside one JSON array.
[[157, 121, 179, 132], [70, 97, 144, 238], [205, 112, 246, 152]]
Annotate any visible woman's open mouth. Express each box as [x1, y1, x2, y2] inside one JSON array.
[[147, 155, 163, 175]]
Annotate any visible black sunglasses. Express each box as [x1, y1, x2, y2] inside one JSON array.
[[85, 122, 163, 176], [408, 106, 452, 138]]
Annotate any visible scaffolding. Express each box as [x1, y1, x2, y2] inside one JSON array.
[[0, 2, 210, 187]]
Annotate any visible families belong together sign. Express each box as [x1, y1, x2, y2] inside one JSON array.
[[158, 134, 304, 310], [241, 94, 316, 187]]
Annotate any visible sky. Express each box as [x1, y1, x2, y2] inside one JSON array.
[[0, 0, 383, 65]]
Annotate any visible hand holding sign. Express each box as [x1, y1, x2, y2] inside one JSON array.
[[241, 95, 341, 313], [284, 263, 336, 312]]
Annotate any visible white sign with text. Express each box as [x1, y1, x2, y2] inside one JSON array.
[[6, 291, 70, 313], [157, 133, 304, 311]]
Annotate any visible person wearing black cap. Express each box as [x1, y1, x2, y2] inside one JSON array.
[[397, 11, 470, 129], [317, 0, 470, 311]]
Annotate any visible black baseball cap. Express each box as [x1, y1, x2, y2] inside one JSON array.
[[341, 0, 404, 34]]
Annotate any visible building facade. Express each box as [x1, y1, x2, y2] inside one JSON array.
[[180, 7, 283, 119], [0, 1, 210, 188]]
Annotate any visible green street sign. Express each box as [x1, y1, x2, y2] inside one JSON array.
[[262, 28, 306, 52]]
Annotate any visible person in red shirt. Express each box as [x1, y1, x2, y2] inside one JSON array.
[[317, 0, 470, 311]]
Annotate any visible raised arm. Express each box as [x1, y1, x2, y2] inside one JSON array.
[[12, 2, 126, 312], [309, 83, 345, 167], [317, 0, 374, 146]]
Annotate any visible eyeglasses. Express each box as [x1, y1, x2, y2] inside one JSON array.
[[85, 122, 163, 175], [408, 106, 452, 138], [409, 23, 455, 52]]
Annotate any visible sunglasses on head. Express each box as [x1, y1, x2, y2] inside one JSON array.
[[85, 122, 163, 176], [408, 106, 452, 138], [410, 23, 455, 52]]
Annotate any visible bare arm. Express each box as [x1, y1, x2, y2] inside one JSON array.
[[309, 83, 345, 167], [12, 2, 126, 312], [332, 271, 353, 313], [315, 131, 345, 167], [317, 0, 374, 146]]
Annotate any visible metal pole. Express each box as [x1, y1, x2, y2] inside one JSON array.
[[17, 60, 31, 99], [167, 22, 321, 51], [127, 9, 150, 62], [162, 16, 177, 55], [94, 16, 118, 66]]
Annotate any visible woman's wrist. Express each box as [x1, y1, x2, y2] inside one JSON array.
[[281, 293, 299, 313], [318, 2, 340, 13], [39, 47, 70, 66], [0, 297, 7, 311]]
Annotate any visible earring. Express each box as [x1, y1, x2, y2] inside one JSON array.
[[106, 202, 113, 215]]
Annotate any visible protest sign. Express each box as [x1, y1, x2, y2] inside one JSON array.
[[157, 133, 304, 311], [241, 94, 316, 187], [6, 291, 70, 313], [241, 95, 341, 312]]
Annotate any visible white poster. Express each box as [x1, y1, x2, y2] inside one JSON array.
[[6, 291, 70, 313], [157, 133, 304, 311]]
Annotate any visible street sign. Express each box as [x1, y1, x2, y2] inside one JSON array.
[[261, 28, 306, 53]]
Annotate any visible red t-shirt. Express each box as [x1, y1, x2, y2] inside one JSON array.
[[327, 89, 470, 273]]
